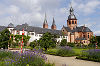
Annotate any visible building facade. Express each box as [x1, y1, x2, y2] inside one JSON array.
[[61, 6, 93, 45]]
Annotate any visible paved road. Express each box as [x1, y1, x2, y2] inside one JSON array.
[[46, 54, 100, 66]]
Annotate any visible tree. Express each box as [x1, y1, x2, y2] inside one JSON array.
[[60, 39, 67, 46], [14, 35, 30, 46], [39, 32, 56, 50], [88, 36, 96, 48], [0, 29, 10, 49]]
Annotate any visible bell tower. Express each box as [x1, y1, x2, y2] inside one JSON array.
[[67, 6, 77, 30], [43, 13, 48, 29], [51, 17, 56, 30]]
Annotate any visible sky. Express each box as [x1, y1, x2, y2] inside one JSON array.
[[0, 0, 100, 35]]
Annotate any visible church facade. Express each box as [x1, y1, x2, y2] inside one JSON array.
[[61, 6, 93, 45]]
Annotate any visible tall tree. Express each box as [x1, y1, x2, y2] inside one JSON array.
[[0, 29, 10, 49], [39, 32, 56, 50]]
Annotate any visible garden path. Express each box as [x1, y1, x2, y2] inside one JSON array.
[[46, 54, 100, 66]]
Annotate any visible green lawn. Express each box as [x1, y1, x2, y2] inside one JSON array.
[[72, 48, 88, 55], [46, 48, 88, 56]]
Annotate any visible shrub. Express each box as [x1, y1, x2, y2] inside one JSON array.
[[60, 39, 67, 46], [56, 46, 75, 57], [76, 49, 100, 62], [0, 50, 54, 66], [67, 42, 75, 47]]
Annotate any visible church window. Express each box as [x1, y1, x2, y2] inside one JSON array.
[[72, 21, 74, 24], [88, 35, 89, 38], [69, 21, 71, 24], [75, 21, 76, 24]]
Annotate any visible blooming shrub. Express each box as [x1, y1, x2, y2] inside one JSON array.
[[56, 46, 75, 57], [76, 49, 100, 62], [0, 49, 54, 66]]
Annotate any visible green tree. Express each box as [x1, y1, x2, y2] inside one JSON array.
[[88, 36, 96, 48], [39, 32, 56, 50], [30, 40, 38, 48], [0, 29, 10, 49], [14, 35, 30, 46], [60, 39, 67, 46]]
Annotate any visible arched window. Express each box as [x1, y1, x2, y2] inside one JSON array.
[[75, 21, 77, 24], [69, 21, 71, 24], [88, 35, 89, 38], [72, 21, 74, 24]]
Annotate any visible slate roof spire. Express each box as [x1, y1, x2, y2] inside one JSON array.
[[43, 12, 48, 24], [52, 17, 56, 26], [68, 3, 76, 19]]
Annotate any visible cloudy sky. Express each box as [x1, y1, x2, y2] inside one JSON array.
[[0, 0, 100, 35]]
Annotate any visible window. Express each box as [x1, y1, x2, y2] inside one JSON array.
[[31, 33, 34, 35], [69, 21, 71, 24], [72, 21, 74, 24], [88, 35, 89, 38], [84, 41, 85, 43], [75, 21, 76, 24], [83, 35, 85, 38]]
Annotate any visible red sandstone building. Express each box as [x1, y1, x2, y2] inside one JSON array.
[[61, 6, 93, 45]]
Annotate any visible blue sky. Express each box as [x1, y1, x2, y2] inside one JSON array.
[[0, 0, 100, 35]]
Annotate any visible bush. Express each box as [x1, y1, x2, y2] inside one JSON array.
[[60, 39, 67, 46], [0, 50, 54, 66], [56, 46, 75, 57], [67, 42, 75, 47], [76, 49, 100, 62]]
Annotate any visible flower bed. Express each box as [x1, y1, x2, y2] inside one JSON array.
[[46, 46, 76, 57], [0, 49, 54, 66], [76, 49, 100, 62]]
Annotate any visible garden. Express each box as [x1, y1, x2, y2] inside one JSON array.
[[0, 49, 54, 66], [0, 29, 100, 66]]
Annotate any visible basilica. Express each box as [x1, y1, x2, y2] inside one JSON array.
[[0, 6, 93, 45]]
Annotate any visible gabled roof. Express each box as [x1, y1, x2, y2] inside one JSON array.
[[0, 26, 7, 32], [8, 23, 14, 28], [63, 26, 92, 32], [14, 24, 66, 36]]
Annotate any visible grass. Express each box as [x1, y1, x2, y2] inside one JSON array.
[[46, 47, 89, 56], [72, 48, 88, 55]]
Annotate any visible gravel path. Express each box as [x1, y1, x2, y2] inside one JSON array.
[[46, 54, 100, 66]]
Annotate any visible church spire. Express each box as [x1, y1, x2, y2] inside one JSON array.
[[67, 3, 77, 30], [43, 12, 48, 29], [51, 17, 56, 30]]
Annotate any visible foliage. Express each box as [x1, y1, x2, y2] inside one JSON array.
[[30, 40, 39, 48], [56, 46, 75, 57], [76, 49, 100, 62], [46, 49, 58, 55], [14, 35, 30, 46], [89, 36, 96, 48], [0, 29, 10, 49], [67, 42, 75, 47], [39, 32, 56, 50], [60, 39, 67, 46], [0, 50, 54, 66]]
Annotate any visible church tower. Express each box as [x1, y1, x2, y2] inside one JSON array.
[[67, 6, 77, 30], [51, 17, 56, 30], [43, 13, 48, 29]]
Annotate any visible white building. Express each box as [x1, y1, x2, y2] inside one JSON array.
[[7, 23, 68, 43]]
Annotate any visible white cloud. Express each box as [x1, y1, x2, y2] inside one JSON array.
[[7, 5, 20, 14], [72, 0, 100, 15], [94, 31, 100, 36]]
